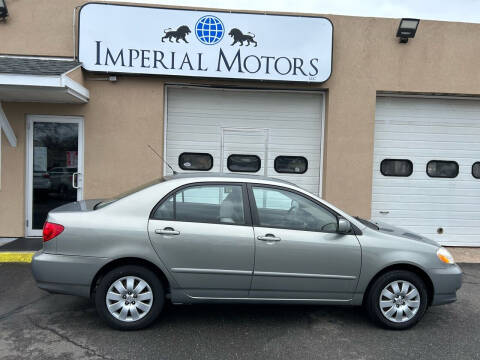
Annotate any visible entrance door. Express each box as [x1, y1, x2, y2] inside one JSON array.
[[26, 116, 84, 237], [221, 128, 268, 175]]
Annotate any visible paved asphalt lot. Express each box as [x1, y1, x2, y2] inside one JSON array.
[[0, 263, 479, 360]]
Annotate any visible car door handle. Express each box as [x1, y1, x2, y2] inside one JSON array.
[[257, 234, 281, 242], [155, 228, 180, 235], [379, 211, 390, 215]]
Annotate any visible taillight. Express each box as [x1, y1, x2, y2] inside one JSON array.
[[43, 222, 64, 242]]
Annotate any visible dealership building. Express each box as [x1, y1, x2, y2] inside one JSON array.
[[0, 0, 479, 246]]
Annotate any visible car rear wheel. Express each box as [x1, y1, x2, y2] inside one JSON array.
[[94, 265, 164, 330], [365, 270, 428, 330]]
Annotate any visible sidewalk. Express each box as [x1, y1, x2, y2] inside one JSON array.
[[447, 247, 480, 264], [0, 237, 479, 263], [0, 237, 42, 262]]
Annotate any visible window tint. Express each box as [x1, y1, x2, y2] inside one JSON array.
[[274, 156, 308, 174], [380, 159, 413, 177], [227, 154, 261, 173], [473, 162, 480, 179], [154, 196, 174, 220], [153, 185, 245, 225], [426, 160, 459, 178], [252, 186, 338, 232], [178, 153, 213, 171]]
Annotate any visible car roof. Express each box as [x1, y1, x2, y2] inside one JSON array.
[[164, 172, 296, 187]]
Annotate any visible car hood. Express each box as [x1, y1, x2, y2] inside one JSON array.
[[370, 220, 440, 247], [49, 199, 105, 213]]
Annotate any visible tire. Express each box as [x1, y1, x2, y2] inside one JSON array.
[[365, 270, 428, 330], [94, 265, 164, 330]]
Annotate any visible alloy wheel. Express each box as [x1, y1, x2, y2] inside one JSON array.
[[106, 276, 154, 322], [379, 280, 420, 323]]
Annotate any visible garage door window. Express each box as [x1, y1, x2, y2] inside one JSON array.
[[274, 156, 308, 174], [380, 159, 413, 177], [227, 154, 261, 173], [427, 160, 459, 178], [472, 162, 480, 179], [178, 153, 213, 171]]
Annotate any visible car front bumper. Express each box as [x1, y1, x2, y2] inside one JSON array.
[[31, 250, 110, 298], [429, 264, 463, 306]]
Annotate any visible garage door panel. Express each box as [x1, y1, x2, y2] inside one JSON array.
[[372, 97, 480, 246], [166, 87, 323, 195], [375, 139, 479, 152], [370, 209, 480, 220]]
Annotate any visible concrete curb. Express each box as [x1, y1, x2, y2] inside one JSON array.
[[0, 252, 34, 263]]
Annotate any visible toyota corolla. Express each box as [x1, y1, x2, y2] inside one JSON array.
[[32, 173, 462, 330]]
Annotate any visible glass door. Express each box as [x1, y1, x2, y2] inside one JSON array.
[[26, 116, 84, 237]]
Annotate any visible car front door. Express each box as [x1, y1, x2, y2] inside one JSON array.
[[248, 185, 361, 301], [148, 183, 254, 299]]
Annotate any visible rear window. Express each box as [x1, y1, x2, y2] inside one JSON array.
[[178, 153, 213, 171], [426, 160, 459, 178], [274, 156, 308, 174], [472, 162, 480, 179], [95, 178, 165, 209], [380, 159, 413, 177], [227, 154, 261, 173]]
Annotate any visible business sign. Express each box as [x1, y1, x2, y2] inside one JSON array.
[[78, 3, 333, 83]]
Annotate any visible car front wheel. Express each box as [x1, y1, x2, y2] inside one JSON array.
[[365, 270, 428, 330], [94, 265, 164, 330]]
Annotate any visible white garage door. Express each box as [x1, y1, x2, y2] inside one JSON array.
[[372, 96, 480, 246], [165, 87, 324, 195]]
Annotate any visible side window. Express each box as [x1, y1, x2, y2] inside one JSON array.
[[252, 186, 338, 232], [472, 162, 480, 179], [380, 159, 413, 177], [274, 156, 308, 174], [152, 184, 245, 225], [227, 154, 261, 173], [178, 153, 213, 171], [426, 160, 459, 178]]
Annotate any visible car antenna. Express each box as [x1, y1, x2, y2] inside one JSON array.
[[147, 144, 178, 175]]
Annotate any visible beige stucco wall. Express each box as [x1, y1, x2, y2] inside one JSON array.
[[0, 77, 164, 236], [1, 0, 480, 236]]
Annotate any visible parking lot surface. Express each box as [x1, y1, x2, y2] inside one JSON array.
[[0, 263, 479, 360]]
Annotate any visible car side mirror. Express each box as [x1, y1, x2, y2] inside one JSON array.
[[337, 218, 351, 234]]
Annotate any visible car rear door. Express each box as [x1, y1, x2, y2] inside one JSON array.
[[248, 184, 361, 301], [148, 182, 255, 298]]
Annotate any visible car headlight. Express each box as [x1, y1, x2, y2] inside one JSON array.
[[437, 247, 455, 264]]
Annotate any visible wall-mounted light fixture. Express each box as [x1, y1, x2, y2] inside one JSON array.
[[0, 0, 8, 20], [396, 18, 420, 43]]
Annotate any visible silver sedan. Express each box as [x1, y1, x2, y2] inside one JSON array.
[[32, 173, 462, 330]]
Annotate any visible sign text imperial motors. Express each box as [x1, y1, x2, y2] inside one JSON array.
[[93, 41, 324, 78], [78, 4, 333, 83]]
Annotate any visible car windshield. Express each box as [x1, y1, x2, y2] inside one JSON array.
[[354, 216, 380, 230], [95, 178, 165, 209]]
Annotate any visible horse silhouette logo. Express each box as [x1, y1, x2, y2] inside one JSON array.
[[162, 25, 191, 43], [228, 28, 257, 47]]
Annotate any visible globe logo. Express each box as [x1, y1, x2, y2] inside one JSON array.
[[195, 15, 225, 45]]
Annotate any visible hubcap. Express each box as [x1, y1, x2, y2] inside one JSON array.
[[106, 276, 153, 322], [379, 280, 420, 323]]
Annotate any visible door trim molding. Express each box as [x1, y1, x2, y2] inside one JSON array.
[[254, 271, 356, 280], [25, 115, 84, 237], [171, 268, 252, 275]]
